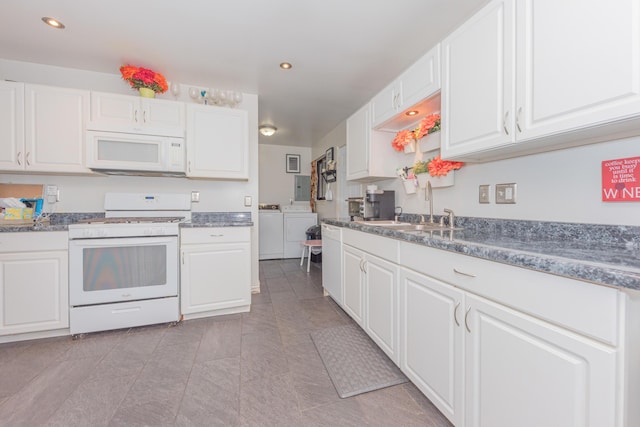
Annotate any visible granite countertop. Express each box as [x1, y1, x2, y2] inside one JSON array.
[[324, 216, 640, 291], [0, 212, 253, 232]]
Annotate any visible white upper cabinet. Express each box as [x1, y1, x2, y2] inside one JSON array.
[[441, 0, 640, 161], [372, 44, 441, 130], [0, 81, 25, 171], [441, 0, 516, 159], [89, 91, 185, 137], [2, 82, 90, 174], [346, 103, 399, 181], [186, 104, 249, 179]]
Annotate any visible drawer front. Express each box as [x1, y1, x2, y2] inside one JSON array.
[[400, 242, 620, 346], [0, 231, 68, 253], [343, 228, 399, 263], [181, 227, 249, 245]]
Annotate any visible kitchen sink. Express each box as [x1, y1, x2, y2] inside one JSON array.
[[353, 220, 412, 227], [383, 223, 463, 232]]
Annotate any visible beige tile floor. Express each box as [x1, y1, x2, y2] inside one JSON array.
[[0, 259, 452, 427]]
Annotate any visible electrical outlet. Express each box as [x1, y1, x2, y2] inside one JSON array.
[[46, 185, 59, 203], [191, 191, 200, 203], [496, 183, 517, 204], [479, 185, 491, 203]]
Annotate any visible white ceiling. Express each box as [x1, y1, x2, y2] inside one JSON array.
[[1, 0, 488, 147]]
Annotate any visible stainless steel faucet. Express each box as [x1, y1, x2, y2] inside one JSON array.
[[424, 181, 434, 224], [443, 208, 455, 228]]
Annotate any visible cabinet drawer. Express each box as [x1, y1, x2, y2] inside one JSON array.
[[400, 242, 620, 346], [0, 231, 68, 253], [343, 228, 399, 263], [181, 227, 249, 245]]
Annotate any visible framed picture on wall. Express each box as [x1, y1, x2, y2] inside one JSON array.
[[325, 147, 334, 163], [286, 154, 301, 173]]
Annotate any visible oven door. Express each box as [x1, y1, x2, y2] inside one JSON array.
[[69, 236, 178, 306]]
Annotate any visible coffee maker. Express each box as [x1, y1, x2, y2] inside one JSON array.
[[361, 190, 395, 220]]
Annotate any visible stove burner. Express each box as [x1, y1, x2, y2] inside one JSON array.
[[76, 216, 184, 225]]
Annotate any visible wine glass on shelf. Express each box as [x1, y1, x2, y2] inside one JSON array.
[[188, 87, 200, 103], [170, 82, 180, 99]]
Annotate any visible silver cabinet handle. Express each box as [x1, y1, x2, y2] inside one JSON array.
[[503, 110, 510, 135], [453, 268, 476, 278], [134, 109, 138, 123], [516, 107, 522, 132], [25, 152, 31, 166], [453, 302, 460, 327], [188, 160, 191, 173], [143, 110, 147, 123], [209, 234, 224, 237], [17, 151, 22, 166], [464, 307, 471, 333]]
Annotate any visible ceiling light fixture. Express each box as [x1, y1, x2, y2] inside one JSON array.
[[279, 62, 292, 70], [405, 110, 419, 116], [41, 17, 65, 29], [259, 125, 277, 136]]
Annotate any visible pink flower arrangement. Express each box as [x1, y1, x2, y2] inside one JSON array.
[[120, 65, 168, 94], [426, 155, 464, 177], [391, 114, 441, 152]]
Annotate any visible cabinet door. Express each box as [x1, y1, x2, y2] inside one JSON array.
[[0, 251, 69, 336], [516, 0, 640, 141], [181, 242, 251, 314], [25, 84, 90, 173], [364, 254, 398, 363], [90, 91, 139, 129], [141, 98, 185, 134], [0, 81, 25, 171], [399, 43, 441, 111], [342, 245, 364, 326], [441, 0, 516, 159], [371, 81, 399, 128], [465, 293, 617, 427], [400, 268, 464, 426], [186, 104, 249, 179], [346, 103, 370, 181]]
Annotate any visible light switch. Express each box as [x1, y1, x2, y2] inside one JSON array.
[[244, 196, 252, 207], [191, 191, 200, 203], [479, 185, 490, 203]]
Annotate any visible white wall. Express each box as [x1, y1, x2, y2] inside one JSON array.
[[374, 136, 640, 226], [258, 144, 311, 207], [0, 59, 262, 289]]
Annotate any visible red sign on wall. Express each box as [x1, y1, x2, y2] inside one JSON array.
[[602, 156, 640, 202]]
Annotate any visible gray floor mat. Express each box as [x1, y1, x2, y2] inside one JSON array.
[[310, 323, 407, 398]]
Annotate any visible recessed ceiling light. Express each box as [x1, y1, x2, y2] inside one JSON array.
[[405, 110, 419, 116], [279, 62, 292, 70], [259, 125, 277, 136], [42, 17, 65, 29]]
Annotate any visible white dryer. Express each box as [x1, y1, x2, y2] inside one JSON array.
[[282, 205, 318, 259], [258, 204, 284, 260]]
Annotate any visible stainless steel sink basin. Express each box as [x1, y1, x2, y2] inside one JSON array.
[[353, 220, 412, 227], [383, 223, 463, 232]]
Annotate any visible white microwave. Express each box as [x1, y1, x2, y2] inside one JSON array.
[[86, 131, 186, 176]]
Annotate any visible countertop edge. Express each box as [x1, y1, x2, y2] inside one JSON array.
[[323, 219, 640, 292]]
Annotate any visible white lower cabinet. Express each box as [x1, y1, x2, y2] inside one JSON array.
[[399, 268, 464, 426], [180, 227, 251, 319], [337, 228, 629, 427], [342, 228, 399, 363], [342, 244, 365, 326], [0, 232, 69, 341], [464, 293, 617, 427]]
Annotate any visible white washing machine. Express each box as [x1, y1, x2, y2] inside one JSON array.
[[258, 204, 284, 260], [282, 205, 318, 259]]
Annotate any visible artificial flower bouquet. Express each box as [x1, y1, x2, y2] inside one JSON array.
[[120, 65, 168, 94], [391, 113, 441, 152]]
